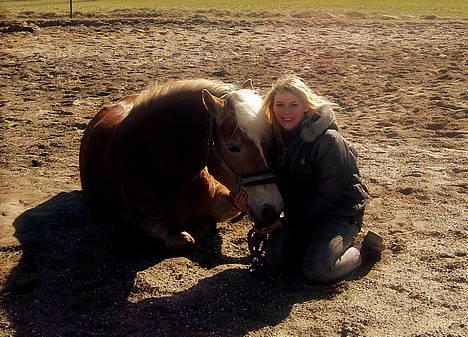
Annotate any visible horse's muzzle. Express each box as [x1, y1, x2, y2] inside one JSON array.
[[254, 204, 280, 229]]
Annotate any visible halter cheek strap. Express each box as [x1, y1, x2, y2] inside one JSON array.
[[206, 114, 278, 194]]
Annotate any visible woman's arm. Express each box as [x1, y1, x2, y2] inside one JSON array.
[[291, 130, 355, 222]]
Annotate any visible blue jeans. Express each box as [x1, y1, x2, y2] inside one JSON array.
[[264, 217, 360, 283]]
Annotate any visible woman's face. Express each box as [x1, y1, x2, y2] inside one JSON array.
[[272, 90, 307, 130]]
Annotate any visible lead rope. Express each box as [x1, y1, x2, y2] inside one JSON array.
[[247, 228, 268, 274]]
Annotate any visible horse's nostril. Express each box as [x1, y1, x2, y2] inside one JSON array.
[[261, 204, 277, 224]]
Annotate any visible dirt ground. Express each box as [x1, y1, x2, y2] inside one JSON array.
[[0, 9, 467, 337]]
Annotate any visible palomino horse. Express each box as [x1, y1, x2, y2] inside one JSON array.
[[79, 79, 283, 250]]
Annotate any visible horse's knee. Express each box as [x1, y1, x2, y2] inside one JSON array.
[[211, 184, 239, 221]]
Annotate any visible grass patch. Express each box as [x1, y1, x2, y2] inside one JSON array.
[[1, 0, 467, 18]]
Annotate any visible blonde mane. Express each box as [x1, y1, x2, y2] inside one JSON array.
[[227, 89, 271, 160], [134, 79, 237, 108], [132, 80, 270, 162]]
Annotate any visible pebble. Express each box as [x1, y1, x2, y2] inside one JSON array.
[[212, 69, 226, 77], [398, 187, 415, 195], [389, 242, 404, 253], [438, 252, 455, 258], [454, 250, 466, 257], [2, 23, 36, 33]]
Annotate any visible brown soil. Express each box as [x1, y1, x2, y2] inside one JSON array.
[[0, 10, 467, 337]]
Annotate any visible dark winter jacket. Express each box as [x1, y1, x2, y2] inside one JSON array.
[[270, 106, 370, 229]]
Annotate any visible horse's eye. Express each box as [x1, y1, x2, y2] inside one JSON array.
[[226, 144, 240, 152]]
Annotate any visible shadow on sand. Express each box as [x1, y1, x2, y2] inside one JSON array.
[[2, 191, 342, 336]]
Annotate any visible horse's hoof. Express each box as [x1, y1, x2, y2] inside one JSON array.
[[181, 231, 195, 244], [166, 231, 195, 251]]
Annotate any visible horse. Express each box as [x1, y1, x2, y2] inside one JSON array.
[[79, 79, 284, 250]]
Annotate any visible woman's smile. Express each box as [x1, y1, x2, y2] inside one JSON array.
[[273, 90, 307, 130]]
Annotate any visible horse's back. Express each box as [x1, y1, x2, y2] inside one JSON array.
[[120, 89, 209, 181], [79, 95, 138, 207]]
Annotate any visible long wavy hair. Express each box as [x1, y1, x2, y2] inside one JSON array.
[[261, 74, 333, 146]]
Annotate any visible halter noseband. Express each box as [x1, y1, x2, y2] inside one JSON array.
[[207, 113, 277, 194]]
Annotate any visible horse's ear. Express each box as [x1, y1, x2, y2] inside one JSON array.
[[202, 89, 224, 120], [241, 79, 254, 90]]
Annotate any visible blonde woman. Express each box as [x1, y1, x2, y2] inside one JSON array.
[[234, 75, 383, 283]]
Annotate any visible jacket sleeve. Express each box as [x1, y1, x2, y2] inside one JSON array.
[[290, 130, 355, 223]]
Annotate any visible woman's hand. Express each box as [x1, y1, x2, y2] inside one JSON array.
[[254, 218, 283, 235], [231, 190, 283, 234], [230, 190, 249, 213]]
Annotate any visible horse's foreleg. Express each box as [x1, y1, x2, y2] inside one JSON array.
[[210, 183, 240, 222]]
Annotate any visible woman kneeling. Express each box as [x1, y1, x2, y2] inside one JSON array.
[[234, 75, 384, 283]]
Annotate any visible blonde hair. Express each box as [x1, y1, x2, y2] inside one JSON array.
[[261, 74, 333, 143]]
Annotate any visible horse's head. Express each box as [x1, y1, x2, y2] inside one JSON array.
[[202, 83, 284, 227]]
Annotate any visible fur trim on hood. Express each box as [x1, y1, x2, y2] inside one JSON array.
[[300, 105, 338, 142]]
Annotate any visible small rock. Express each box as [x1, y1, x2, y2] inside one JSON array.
[[2, 23, 35, 33], [383, 85, 398, 93], [73, 122, 88, 130], [452, 167, 467, 174], [31, 159, 41, 167], [436, 73, 451, 80], [421, 14, 439, 20], [398, 187, 415, 195], [96, 91, 110, 97], [454, 250, 466, 257], [212, 69, 227, 77], [438, 252, 455, 259], [389, 242, 404, 253]]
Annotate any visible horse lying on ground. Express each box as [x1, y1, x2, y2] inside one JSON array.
[[79, 79, 284, 250]]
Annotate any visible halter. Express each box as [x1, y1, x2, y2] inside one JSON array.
[[207, 113, 278, 194]]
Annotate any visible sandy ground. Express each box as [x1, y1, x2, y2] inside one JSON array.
[[0, 9, 467, 337]]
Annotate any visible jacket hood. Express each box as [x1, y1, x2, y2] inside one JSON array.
[[300, 105, 338, 142]]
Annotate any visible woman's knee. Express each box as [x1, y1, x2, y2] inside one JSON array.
[[302, 240, 340, 283], [303, 246, 362, 283], [302, 224, 360, 283]]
